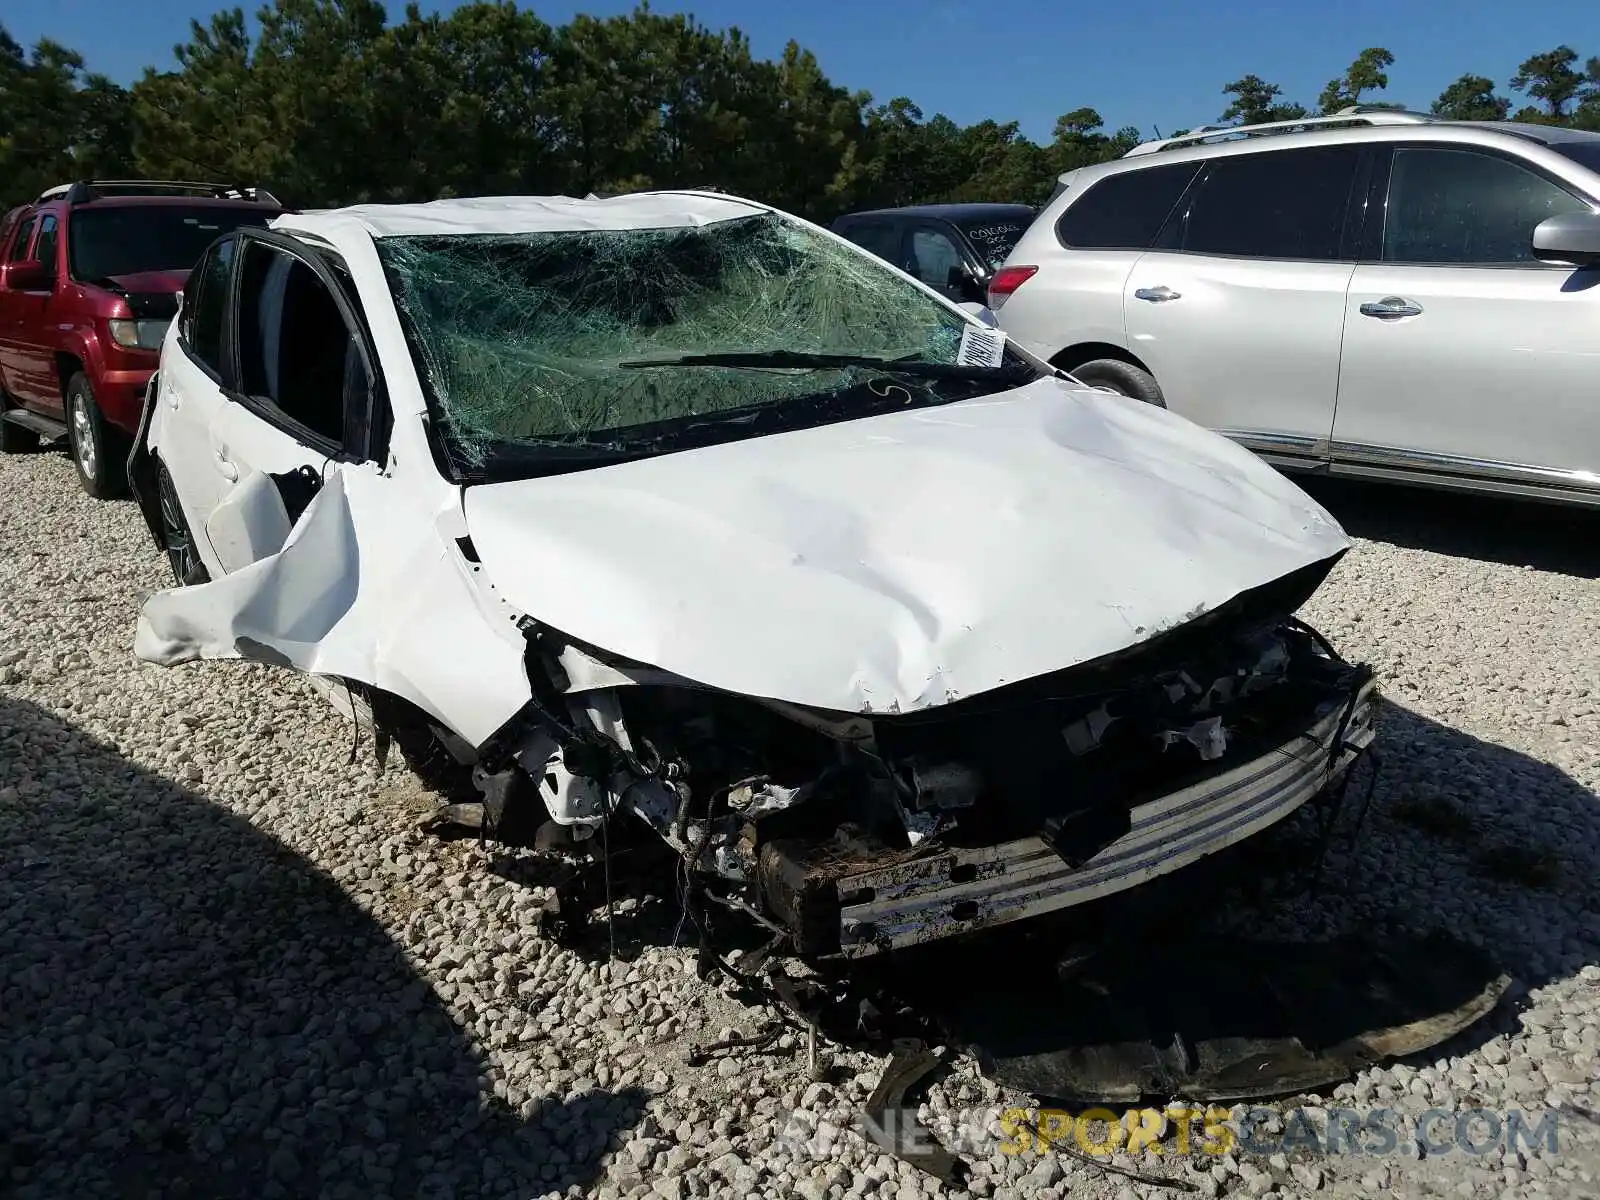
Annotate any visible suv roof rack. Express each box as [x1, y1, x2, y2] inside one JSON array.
[[1123, 106, 1439, 158], [39, 180, 283, 207]]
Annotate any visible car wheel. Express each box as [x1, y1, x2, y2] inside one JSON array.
[[65, 372, 129, 499], [157, 461, 210, 586], [1068, 359, 1166, 407], [0, 391, 42, 453]]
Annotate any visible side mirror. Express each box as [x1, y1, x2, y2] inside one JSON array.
[[0, 260, 53, 291], [946, 262, 990, 305], [1532, 212, 1600, 267]]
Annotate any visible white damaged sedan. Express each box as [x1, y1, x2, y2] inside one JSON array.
[[128, 191, 1376, 958]]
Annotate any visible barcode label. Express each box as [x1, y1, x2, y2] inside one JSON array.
[[957, 324, 1006, 368]]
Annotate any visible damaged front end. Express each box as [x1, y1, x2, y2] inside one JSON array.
[[467, 562, 1376, 960]]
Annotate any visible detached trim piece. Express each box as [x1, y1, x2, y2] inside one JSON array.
[[832, 680, 1378, 956]]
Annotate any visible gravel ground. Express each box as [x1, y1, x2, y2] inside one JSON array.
[[3, 447, 1599, 1200]]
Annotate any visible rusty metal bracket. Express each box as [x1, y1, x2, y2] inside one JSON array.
[[860, 1038, 964, 1185]]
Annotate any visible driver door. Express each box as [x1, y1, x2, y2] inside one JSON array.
[[1331, 145, 1600, 479], [199, 234, 382, 573]]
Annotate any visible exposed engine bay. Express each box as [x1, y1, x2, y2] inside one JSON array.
[[408, 564, 1376, 959]]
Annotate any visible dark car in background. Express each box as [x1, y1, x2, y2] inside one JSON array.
[[831, 202, 1036, 308], [0, 180, 282, 497]]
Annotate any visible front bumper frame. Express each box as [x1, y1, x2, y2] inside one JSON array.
[[828, 677, 1379, 956]]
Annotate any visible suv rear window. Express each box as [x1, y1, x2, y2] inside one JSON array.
[[1055, 163, 1200, 250], [69, 205, 273, 281], [1180, 146, 1362, 260], [951, 214, 1032, 268]]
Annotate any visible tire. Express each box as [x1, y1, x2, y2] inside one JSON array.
[[156, 461, 210, 586], [1067, 358, 1166, 407], [0, 392, 41, 453], [65, 371, 129, 499]]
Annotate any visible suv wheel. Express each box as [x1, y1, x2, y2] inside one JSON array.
[[65, 372, 129, 499], [1068, 359, 1166, 407], [156, 462, 209, 586], [0, 390, 42, 453]]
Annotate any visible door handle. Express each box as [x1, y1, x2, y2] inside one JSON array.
[[213, 446, 238, 483], [164, 384, 180, 409], [1359, 297, 1423, 319], [1133, 286, 1182, 303]]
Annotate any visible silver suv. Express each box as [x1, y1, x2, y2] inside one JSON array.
[[993, 108, 1600, 507]]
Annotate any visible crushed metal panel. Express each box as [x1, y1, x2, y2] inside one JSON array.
[[134, 462, 531, 746], [202, 468, 296, 573], [861, 1040, 964, 1185], [760, 681, 1377, 958], [921, 932, 1510, 1104], [462, 378, 1351, 716]]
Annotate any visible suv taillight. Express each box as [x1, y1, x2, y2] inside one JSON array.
[[987, 265, 1037, 308]]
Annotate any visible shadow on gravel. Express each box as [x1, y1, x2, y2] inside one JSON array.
[[1205, 697, 1600, 1065], [1296, 476, 1600, 579], [0, 695, 646, 1200]]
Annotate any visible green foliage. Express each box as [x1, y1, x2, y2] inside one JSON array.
[[1510, 46, 1586, 119], [1431, 74, 1511, 122], [1317, 47, 1395, 114], [1221, 75, 1309, 126], [3, 17, 1600, 218]]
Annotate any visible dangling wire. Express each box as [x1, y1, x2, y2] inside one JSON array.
[[600, 787, 616, 965], [344, 679, 362, 766]]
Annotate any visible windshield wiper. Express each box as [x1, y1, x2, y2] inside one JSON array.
[[618, 350, 1031, 382]]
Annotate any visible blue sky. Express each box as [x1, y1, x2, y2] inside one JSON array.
[[5, 0, 1597, 141]]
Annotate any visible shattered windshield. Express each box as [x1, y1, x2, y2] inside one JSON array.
[[378, 211, 1034, 479]]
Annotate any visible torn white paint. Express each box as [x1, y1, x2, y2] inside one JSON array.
[[135, 464, 531, 746], [463, 376, 1349, 715]]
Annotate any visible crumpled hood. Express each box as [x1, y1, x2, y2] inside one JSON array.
[[463, 378, 1350, 713]]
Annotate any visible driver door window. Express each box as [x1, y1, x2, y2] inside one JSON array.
[[1381, 148, 1589, 265], [33, 217, 59, 278], [6, 217, 37, 262], [907, 226, 967, 297], [236, 242, 366, 452]]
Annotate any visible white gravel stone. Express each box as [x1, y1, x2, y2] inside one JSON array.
[[3, 457, 1600, 1200]]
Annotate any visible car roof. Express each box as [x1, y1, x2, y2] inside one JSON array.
[[277, 190, 768, 240], [1458, 121, 1600, 147], [1061, 119, 1600, 184], [838, 203, 1036, 223], [47, 195, 282, 211]]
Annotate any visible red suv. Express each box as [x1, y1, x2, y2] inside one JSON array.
[[0, 180, 282, 497]]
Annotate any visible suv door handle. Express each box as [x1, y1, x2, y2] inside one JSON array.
[[213, 446, 238, 483], [1133, 286, 1181, 303], [1359, 297, 1423, 319]]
